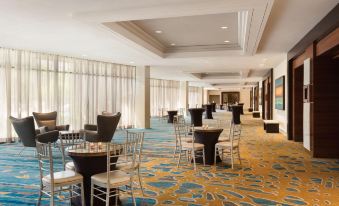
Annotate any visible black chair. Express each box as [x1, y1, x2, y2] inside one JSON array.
[[84, 112, 121, 142], [33, 111, 69, 132], [9, 116, 59, 155]]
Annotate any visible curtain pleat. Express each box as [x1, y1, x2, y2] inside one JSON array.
[[0, 48, 136, 142], [150, 79, 181, 116], [189, 86, 202, 108]]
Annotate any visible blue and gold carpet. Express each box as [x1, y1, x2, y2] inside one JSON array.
[[1, 112, 339, 205]]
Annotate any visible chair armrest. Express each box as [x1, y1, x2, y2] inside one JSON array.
[[83, 130, 99, 142], [35, 126, 48, 135], [36, 130, 59, 143], [84, 124, 97, 131], [56, 124, 69, 131]]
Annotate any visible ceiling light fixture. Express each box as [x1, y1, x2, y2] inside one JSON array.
[[224, 40, 230, 43], [170, 43, 176, 46], [129, 61, 135, 64], [220, 26, 228, 29], [82, 54, 87, 57], [259, 63, 264, 67], [155, 30, 163, 34]]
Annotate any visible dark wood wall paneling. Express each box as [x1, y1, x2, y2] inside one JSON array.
[[287, 4, 339, 158]]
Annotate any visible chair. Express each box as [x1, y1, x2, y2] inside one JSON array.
[[84, 112, 121, 142], [218, 119, 232, 142], [214, 124, 242, 169], [58, 131, 85, 171], [35, 140, 85, 206], [174, 124, 205, 170], [173, 115, 185, 124], [90, 140, 139, 206], [159, 108, 168, 122], [116, 131, 145, 196], [9, 116, 59, 155], [33, 111, 69, 131]]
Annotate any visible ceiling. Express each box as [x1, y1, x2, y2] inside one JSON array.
[[132, 12, 239, 48], [0, 0, 337, 89]]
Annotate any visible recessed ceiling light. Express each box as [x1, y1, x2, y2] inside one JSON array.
[[259, 63, 264, 67], [82, 54, 87, 57], [220, 26, 228, 29], [155, 30, 163, 34], [263, 58, 268, 61], [224, 40, 230, 43], [129, 61, 135, 64], [170, 43, 176, 46]]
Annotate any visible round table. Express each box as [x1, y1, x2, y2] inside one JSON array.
[[194, 127, 223, 164], [67, 143, 121, 206], [188, 108, 205, 126], [167, 110, 178, 123], [203, 104, 213, 119]]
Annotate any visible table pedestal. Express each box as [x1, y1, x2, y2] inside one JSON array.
[[194, 129, 223, 164], [167, 110, 178, 123], [203, 104, 213, 119]]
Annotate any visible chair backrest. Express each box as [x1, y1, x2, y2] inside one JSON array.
[[125, 131, 144, 166], [33, 111, 57, 131], [97, 112, 121, 142], [106, 138, 138, 183], [36, 140, 66, 185], [230, 124, 241, 147], [59, 131, 84, 148], [102, 111, 113, 116], [9, 116, 36, 147], [173, 115, 185, 124], [174, 123, 193, 146]]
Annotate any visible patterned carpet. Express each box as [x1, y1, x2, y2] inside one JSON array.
[[1, 112, 339, 206]]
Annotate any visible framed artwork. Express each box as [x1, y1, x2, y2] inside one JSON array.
[[275, 76, 285, 110]]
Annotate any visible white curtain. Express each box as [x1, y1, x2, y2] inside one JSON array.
[[0, 48, 135, 142], [150, 79, 180, 116], [189, 86, 202, 108]]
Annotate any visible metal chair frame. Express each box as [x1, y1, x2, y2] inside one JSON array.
[[36, 141, 84, 206], [174, 124, 205, 170], [90, 139, 139, 206], [215, 124, 242, 169]]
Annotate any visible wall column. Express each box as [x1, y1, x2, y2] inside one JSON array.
[[135, 66, 150, 128], [179, 81, 189, 115]]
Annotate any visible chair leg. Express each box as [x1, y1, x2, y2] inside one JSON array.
[[69, 185, 72, 206], [80, 183, 85, 206], [36, 183, 43, 206], [214, 147, 217, 166], [202, 149, 206, 167], [137, 167, 145, 196], [50, 189, 54, 206], [90, 183, 94, 206], [237, 150, 242, 166], [106, 187, 110, 206], [115, 188, 118, 206], [17, 147, 26, 156], [130, 180, 136, 206], [177, 151, 182, 168], [231, 151, 234, 169], [192, 150, 196, 170]]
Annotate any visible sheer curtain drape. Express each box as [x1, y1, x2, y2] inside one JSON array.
[[0, 48, 135, 142], [150, 79, 180, 116], [189, 86, 202, 108]]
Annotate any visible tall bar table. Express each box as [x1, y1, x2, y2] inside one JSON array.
[[203, 104, 213, 119], [188, 108, 205, 126]]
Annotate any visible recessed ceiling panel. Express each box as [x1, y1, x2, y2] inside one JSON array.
[[132, 13, 238, 47]]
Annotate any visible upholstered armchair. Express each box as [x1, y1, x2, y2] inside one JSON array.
[[33, 111, 69, 132], [9, 116, 59, 155], [84, 111, 114, 131], [84, 112, 121, 142]]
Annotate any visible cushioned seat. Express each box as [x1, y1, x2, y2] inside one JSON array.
[[216, 141, 238, 148], [115, 162, 139, 171], [65, 161, 75, 171], [181, 137, 193, 143], [91, 170, 130, 188], [42, 170, 83, 185], [181, 142, 205, 150]]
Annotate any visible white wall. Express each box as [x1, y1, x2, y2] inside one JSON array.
[[272, 56, 288, 135], [207, 88, 252, 109]]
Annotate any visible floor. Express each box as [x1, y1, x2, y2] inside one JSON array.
[[0, 112, 339, 205]]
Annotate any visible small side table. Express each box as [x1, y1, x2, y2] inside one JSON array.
[[252, 111, 260, 118], [263, 120, 280, 133]]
